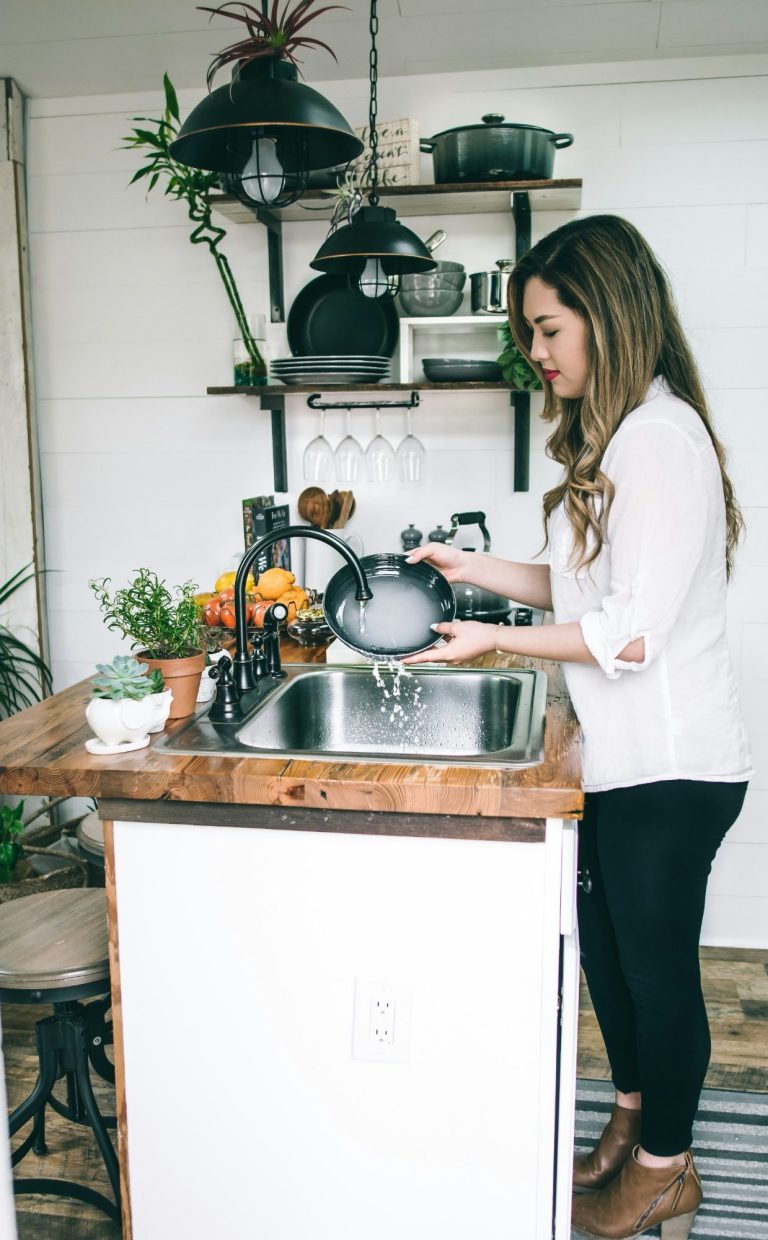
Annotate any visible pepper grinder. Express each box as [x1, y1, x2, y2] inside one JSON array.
[[428, 523, 450, 543], [400, 523, 423, 551]]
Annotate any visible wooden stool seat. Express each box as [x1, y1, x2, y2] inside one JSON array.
[[76, 812, 105, 862], [0, 889, 109, 998], [2, 889, 119, 1222]]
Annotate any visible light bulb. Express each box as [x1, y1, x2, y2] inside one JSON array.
[[240, 137, 285, 206], [357, 258, 399, 300]]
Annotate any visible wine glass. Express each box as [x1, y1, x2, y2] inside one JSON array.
[[335, 410, 364, 483], [396, 407, 427, 482], [303, 411, 334, 483], [365, 409, 397, 482]]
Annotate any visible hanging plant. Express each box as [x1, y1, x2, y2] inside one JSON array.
[[198, 1, 344, 83], [121, 73, 266, 380]]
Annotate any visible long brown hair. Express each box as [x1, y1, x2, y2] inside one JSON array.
[[507, 214, 743, 575]]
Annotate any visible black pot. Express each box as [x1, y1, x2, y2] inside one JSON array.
[[453, 581, 511, 623], [421, 114, 574, 184]]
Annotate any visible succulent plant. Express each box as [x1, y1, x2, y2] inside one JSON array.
[[91, 656, 165, 701]]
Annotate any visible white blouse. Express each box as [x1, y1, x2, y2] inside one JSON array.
[[549, 377, 753, 793]]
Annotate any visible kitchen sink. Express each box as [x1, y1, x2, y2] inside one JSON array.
[[156, 663, 547, 768]]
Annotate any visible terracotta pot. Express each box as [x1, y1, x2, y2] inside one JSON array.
[[135, 650, 205, 719]]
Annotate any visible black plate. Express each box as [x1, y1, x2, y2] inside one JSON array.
[[324, 553, 456, 658], [287, 275, 399, 359]]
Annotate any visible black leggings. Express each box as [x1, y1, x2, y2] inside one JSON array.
[[577, 778, 747, 1156]]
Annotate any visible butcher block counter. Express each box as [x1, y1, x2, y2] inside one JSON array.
[[0, 644, 583, 1240], [0, 644, 582, 826]]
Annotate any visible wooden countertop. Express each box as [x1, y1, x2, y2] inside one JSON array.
[[0, 642, 582, 821]]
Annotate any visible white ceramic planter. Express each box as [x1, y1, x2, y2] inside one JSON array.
[[85, 690, 172, 749]]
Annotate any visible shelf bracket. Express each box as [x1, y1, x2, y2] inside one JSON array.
[[307, 391, 420, 413], [258, 392, 288, 492], [511, 391, 530, 492], [509, 191, 532, 492], [512, 191, 532, 255]]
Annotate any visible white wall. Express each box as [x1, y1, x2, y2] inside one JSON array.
[[26, 53, 768, 944]]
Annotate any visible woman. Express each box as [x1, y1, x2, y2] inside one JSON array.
[[404, 215, 752, 1240]]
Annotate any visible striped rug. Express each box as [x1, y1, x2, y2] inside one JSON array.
[[575, 1079, 768, 1238]]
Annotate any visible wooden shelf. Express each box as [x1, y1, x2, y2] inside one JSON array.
[[209, 178, 582, 225], [208, 382, 517, 395]]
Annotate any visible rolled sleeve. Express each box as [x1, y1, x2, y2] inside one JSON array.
[[580, 421, 710, 680]]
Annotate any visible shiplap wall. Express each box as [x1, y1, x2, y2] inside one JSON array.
[[26, 54, 768, 945]]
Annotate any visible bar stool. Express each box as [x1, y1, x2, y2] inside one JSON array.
[[76, 811, 105, 884], [1, 889, 120, 1222]]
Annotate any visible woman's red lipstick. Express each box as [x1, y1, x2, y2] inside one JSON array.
[[543, 368, 560, 381]]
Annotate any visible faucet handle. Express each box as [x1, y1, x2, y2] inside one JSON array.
[[207, 655, 243, 722], [251, 631, 267, 679]]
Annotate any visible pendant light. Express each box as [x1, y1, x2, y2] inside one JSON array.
[[169, 2, 364, 210], [310, 0, 437, 298]]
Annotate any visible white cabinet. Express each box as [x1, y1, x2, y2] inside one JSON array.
[[113, 814, 579, 1240]]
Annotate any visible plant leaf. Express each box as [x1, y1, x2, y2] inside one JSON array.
[[163, 72, 180, 122]]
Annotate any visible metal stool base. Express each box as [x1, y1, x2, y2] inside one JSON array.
[[9, 997, 120, 1222]]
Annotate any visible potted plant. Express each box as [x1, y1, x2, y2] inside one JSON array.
[[0, 798, 89, 906], [89, 570, 205, 718], [85, 655, 173, 751]]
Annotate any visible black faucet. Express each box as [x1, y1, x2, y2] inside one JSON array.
[[230, 525, 373, 696]]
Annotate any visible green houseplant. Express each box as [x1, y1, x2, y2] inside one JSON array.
[[0, 798, 89, 905], [496, 322, 543, 391], [0, 563, 53, 720], [89, 570, 205, 718], [121, 73, 267, 383]]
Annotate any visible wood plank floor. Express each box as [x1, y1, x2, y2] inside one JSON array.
[[4, 947, 767, 1239]]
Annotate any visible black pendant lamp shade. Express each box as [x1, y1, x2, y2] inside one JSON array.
[[310, 0, 436, 297], [169, 57, 364, 207], [310, 204, 436, 295]]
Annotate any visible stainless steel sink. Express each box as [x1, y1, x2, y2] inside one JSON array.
[[156, 663, 548, 768]]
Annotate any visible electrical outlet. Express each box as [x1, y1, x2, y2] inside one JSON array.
[[352, 979, 412, 1063], [370, 994, 395, 1045]]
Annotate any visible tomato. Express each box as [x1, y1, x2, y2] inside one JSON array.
[[203, 600, 221, 627], [218, 587, 235, 603], [250, 601, 270, 629], [219, 603, 237, 629]]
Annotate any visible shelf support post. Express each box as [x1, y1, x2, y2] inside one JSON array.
[[259, 393, 288, 492], [510, 191, 532, 492], [248, 203, 285, 322]]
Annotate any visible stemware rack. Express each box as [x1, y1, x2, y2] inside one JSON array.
[[306, 392, 421, 413]]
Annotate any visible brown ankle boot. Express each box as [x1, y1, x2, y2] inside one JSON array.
[[573, 1105, 642, 1191], [571, 1146, 702, 1239]]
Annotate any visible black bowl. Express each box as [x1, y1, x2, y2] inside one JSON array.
[[324, 553, 456, 658]]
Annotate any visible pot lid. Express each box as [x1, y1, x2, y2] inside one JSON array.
[[426, 116, 559, 142]]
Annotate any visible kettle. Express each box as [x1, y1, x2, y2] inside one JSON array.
[[447, 511, 513, 623]]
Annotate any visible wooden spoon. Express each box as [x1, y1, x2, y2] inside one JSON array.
[[297, 486, 332, 528], [333, 490, 355, 529]]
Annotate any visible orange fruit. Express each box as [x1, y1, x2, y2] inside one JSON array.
[[277, 587, 309, 613], [257, 567, 295, 600]]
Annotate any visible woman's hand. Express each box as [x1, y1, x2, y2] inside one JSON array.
[[401, 620, 497, 665], [404, 542, 469, 584]]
